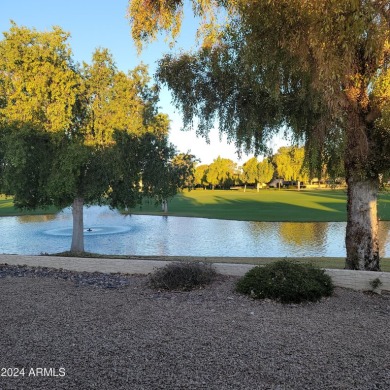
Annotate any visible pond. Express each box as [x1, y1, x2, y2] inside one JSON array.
[[0, 206, 389, 257]]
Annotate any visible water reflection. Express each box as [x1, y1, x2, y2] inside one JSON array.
[[379, 223, 389, 258], [0, 206, 389, 257], [17, 214, 57, 223], [279, 223, 328, 246]]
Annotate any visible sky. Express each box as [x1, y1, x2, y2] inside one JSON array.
[[0, 0, 287, 165]]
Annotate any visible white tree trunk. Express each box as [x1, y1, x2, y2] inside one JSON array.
[[345, 178, 380, 270], [256, 182, 260, 192], [71, 197, 85, 253], [161, 199, 168, 213]]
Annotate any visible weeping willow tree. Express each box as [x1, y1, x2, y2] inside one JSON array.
[[128, 0, 390, 270]]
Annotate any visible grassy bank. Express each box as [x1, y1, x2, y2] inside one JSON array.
[[2, 189, 390, 221], [0, 195, 59, 216], [130, 188, 390, 222]]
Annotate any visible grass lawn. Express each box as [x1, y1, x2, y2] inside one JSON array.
[[131, 188, 390, 222], [2, 189, 389, 221], [0, 195, 59, 216]]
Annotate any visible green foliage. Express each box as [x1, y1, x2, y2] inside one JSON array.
[[130, 0, 390, 176], [257, 158, 274, 185], [82, 50, 160, 144], [193, 164, 209, 188], [0, 22, 79, 132], [273, 146, 308, 182], [47, 141, 112, 208], [141, 134, 187, 203], [132, 1, 389, 166], [1, 123, 54, 209], [106, 131, 143, 210], [156, 49, 281, 156], [369, 277, 382, 291], [206, 156, 238, 189], [149, 262, 217, 291], [242, 157, 259, 185], [242, 156, 275, 187], [235, 260, 334, 304], [171, 152, 198, 189]]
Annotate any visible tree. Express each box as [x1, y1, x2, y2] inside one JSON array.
[[0, 23, 173, 253], [273, 147, 308, 190], [242, 157, 258, 191], [141, 140, 197, 212], [206, 156, 236, 189], [242, 156, 274, 191], [194, 164, 209, 189], [128, 0, 390, 270], [171, 152, 198, 190], [257, 158, 274, 190]]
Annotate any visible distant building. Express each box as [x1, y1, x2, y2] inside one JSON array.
[[268, 178, 284, 188]]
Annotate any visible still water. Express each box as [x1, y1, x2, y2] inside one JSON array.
[[0, 206, 389, 257]]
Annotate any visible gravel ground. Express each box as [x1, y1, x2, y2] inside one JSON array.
[[0, 265, 389, 390]]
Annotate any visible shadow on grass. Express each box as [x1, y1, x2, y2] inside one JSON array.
[[133, 189, 390, 222], [135, 191, 347, 222]]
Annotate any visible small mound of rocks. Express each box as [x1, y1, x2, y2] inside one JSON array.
[[0, 264, 133, 289]]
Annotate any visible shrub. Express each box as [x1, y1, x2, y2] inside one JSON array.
[[235, 260, 334, 304], [149, 262, 217, 291], [369, 277, 382, 292]]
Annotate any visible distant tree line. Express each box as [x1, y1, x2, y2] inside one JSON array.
[[193, 146, 349, 190]]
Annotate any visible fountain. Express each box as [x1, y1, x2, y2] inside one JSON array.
[[44, 225, 132, 237]]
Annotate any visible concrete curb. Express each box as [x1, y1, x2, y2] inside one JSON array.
[[0, 255, 389, 293], [324, 268, 390, 293]]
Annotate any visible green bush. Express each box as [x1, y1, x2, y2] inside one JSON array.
[[235, 260, 334, 304], [149, 262, 217, 291]]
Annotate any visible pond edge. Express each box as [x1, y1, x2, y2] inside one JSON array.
[[0, 254, 389, 293]]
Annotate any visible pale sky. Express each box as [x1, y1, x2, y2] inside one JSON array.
[[0, 0, 287, 165]]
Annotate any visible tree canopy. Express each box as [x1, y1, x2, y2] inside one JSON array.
[[242, 156, 274, 191], [128, 0, 390, 173], [273, 147, 308, 184], [206, 156, 237, 189], [0, 21, 78, 132], [193, 164, 209, 188]]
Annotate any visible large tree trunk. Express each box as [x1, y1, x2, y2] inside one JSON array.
[[71, 197, 85, 253], [345, 177, 380, 270], [343, 101, 381, 270], [344, 106, 380, 270]]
